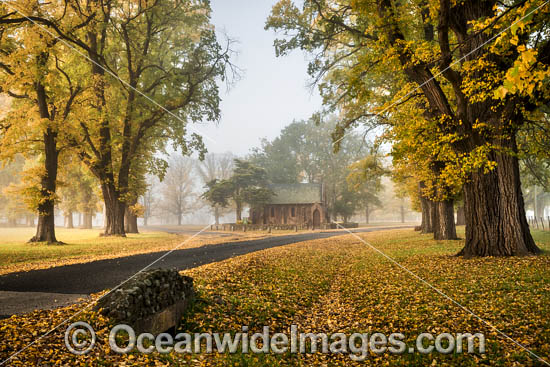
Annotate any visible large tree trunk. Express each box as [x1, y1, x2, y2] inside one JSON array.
[[456, 205, 465, 226], [124, 205, 139, 234], [84, 33, 126, 237], [420, 197, 435, 234], [126, 214, 138, 233], [177, 213, 182, 226], [433, 200, 457, 240], [365, 204, 370, 224], [31, 200, 57, 242], [27, 55, 59, 243], [420, 200, 433, 233], [29, 129, 59, 243], [459, 149, 540, 257], [101, 183, 126, 236]]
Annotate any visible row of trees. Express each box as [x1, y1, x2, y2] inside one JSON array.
[[266, 0, 550, 256], [520, 105, 550, 218], [0, 152, 238, 230], [142, 153, 236, 226], [0, 0, 233, 242], [0, 155, 101, 228]]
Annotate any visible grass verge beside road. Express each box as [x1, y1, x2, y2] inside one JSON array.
[[0, 228, 549, 365], [0, 227, 257, 275]]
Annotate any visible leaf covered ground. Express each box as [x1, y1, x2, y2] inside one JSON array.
[[0, 228, 549, 366]]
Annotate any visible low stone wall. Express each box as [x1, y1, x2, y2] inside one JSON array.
[[95, 269, 194, 334]]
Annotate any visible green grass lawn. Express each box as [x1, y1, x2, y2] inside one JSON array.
[[1, 228, 549, 366]]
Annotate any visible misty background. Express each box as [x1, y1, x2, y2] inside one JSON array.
[[1, 0, 547, 229]]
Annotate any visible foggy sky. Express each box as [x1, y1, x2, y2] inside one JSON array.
[[197, 0, 323, 156]]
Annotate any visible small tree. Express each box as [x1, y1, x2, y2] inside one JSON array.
[[58, 164, 81, 229], [0, 155, 31, 226], [333, 186, 361, 223], [347, 156, 385, 224], [160, 157, 196, 226], [57, 160, 101, 229], [141, 175, 160, 227], [202, 159, 273, 222], [2, 183, 32, 227], [197, 153, 235, 224]]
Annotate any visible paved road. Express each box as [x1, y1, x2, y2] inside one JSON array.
[[0, 226, 412, 317]]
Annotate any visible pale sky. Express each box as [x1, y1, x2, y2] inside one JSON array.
[[195, 0, 323, 156]]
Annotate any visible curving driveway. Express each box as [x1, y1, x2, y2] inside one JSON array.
[[0, 226, 412, 317]]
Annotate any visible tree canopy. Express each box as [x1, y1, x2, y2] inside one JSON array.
[[0, 0, 234, 240]]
